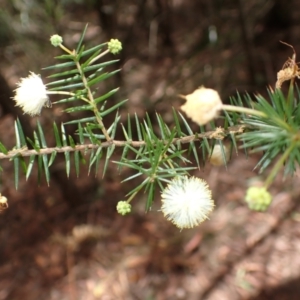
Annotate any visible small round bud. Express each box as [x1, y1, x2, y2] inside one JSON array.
[[117, 201, 131, 215], [108, 39, 122, 54], [209, 144, 230, 166], [50, 34, 63, 47], [245, 187, 272, 211], [0, 194, 8, 212]]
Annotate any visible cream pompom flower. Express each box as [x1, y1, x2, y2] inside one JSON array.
[[161, 176, 214, 229], [13, 72, 50, 116], [180, 87, 222, 125]]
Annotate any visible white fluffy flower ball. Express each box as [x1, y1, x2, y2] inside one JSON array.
[[161, 176, 214, 229], [13, 72, 50, 116], [180, 87, 222, 125]]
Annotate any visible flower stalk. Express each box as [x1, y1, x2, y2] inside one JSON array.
[[264, 142, 295, 189], [53, 35, 113, 141], [221, 104, 267, 118]]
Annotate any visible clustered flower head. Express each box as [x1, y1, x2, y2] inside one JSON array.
[[13, 72, 50, 116], [161, 176, 214, 229], [108, 39, 122, 54], [117, 201, 131, 215], [245, 186, 272, 211], [180, 87, 223, 126], [50, 34, 63, 47]]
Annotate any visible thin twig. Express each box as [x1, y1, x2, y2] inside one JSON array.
[[0, 125, 245, 160], [75, 60, 112, 142]]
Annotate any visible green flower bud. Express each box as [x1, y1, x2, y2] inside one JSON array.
[[245, 187, 272, 211], [50, 34, 63, 47], [108, 39, 122, 54], [116, 201, 131, 215]]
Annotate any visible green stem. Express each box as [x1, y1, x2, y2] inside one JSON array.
[[223, 104, 293, 132], [56, 44, 111, 141], [88, 49, 110, 65], [127, 190, 139, 203], [59, 44, 74, 55], [287, 79, 294, 108], [264, 142, 295, 189], [75, 60, 112, 141], [222, 104, 267, 118], [46, 91, 90, 103]]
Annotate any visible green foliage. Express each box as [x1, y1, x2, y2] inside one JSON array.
[[228, 86, 300, 188]]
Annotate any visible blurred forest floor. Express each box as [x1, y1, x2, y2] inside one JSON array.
[[1, 1, 300, 299]]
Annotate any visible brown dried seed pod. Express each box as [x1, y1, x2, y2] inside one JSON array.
[[275, 41, 300, 89]]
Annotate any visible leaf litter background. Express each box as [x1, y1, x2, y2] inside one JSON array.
[[1, 1, 300, 299]]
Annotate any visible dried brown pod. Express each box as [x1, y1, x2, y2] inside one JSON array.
[[276, 41, 300, 89]]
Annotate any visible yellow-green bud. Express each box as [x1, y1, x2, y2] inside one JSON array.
[[116, 201, 131, 215], [108, 39, 122, 54], [50, 34, 63, 47], [245, 187, 272, 211]]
